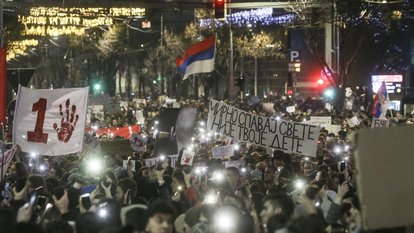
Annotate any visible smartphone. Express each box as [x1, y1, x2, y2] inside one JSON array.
[[37, 195, 47, 208], [338, 161, 346, 172], [3, 182, 11, 199], [80, 193, 92, 210], [29, 193, 37, 208]]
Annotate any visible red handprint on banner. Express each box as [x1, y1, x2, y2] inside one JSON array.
[[184, 155, 193, 164], [53, 99, 79, 143]]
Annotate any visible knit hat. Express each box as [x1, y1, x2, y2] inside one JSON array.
[[184, 206, 201, 228]]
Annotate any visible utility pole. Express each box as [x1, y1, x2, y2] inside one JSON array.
[[228, 1, 234, 99], [0, 0, 7, 141], [158, 14, 164, 95]]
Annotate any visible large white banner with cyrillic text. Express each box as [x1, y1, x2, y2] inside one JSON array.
[[13, 86, 88, 156], [207, 99, 320, 156]]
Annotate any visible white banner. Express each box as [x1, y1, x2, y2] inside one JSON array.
[[212, 145, 234, 159], [145, 155, 178, 168], [13, 86, 88, 156], [207, 99, 320, 156], [371, 118, 389, 128]]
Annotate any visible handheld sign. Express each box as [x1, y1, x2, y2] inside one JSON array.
[[371, 118, 389, 128], [13, 86, 88, 156], [180, 149, 195, 166], [212, 145, 235, 159], [207, 99, 320, 157]]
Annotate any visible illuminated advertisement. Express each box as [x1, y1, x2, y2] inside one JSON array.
[[371, 75, 403, 94]]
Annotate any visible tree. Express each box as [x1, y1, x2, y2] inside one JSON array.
[[287, 0, 413, 88]]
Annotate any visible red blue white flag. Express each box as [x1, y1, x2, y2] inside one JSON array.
[[176, 35, 215, 80], [370, 81, 389, 119]]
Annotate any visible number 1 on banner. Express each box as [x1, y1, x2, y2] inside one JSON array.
[[27, 98, 48, 143]]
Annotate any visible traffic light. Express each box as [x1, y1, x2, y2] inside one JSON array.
[[215, 0, 225, 19]]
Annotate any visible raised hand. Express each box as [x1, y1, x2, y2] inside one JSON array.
[[53, 99, 79, 143]]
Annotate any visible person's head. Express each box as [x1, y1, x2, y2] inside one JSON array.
[[260, 194, 294, 225], [121, 204, 148, 231], [272, 150, 285, 167], [266, 214, 289, 233], [223, 194, 248, 213], [302, 162, 314, 176], [0, 208, 14, 233], [138, 167, 150, 179], [278, 168, 292, 187], [44, 220, 74, 233], [27, 174, 46, 194], [144, 200, 176, 233], [96, 198, 122, 229], [224, 167, 241, 188], [171, 169, 186, 192], [76, 212, 102, 233], [116, 178, 137, 205], [287, 214, 325, 233], [264, 166, 276, 183]]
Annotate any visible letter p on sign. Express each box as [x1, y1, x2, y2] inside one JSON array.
[[290, 51, 299, 62]]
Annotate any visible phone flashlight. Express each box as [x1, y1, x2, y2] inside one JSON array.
[[177, 186, 183, 191], [295, 179, 305, 190], [212, 171, 225, 182], [39, 164, 46, 172], [204, 193, 218, 204], [98, 208, 108, 218], [334, 146, 342, 154], [159, 155, 166, 161], [240, 167, 247, 173]]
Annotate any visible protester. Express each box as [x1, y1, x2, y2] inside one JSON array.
[[0, 86, 409, 233]]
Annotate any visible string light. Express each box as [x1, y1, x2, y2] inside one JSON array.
[[198, 8, 295, 28], [7, 39, 39, 60], [19, 7, 145, 36]]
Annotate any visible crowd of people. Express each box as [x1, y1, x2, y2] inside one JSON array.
[[0, 86, 411, 233]]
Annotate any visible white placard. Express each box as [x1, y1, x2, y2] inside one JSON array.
[[180, 149, 195, 166], [130, 134, 147, 152], [123, 160, 136, 172], [262, 103, 275, 114], [371, 118, 389, 128], [307, 116, 332, 127], [224, 159, 243, 168], [13, 86, 88, 156], [207, 99, 320, 156], [212, 145, 235, 159], [135, 110, 145, 124], [83, 133, 101, 155], [286, 106, 296, 113], [347, 116, 360, 128]]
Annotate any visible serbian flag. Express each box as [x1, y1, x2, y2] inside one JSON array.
[[370, 82, 389, 119], [176, 35, 215, 80]]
